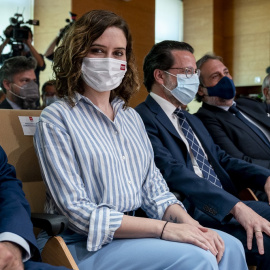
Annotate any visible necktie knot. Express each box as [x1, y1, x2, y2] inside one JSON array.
[[228, 105, 239, 114], [174, 107, 184, 118]]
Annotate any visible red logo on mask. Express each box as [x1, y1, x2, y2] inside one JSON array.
[[29, 117, 33, 122], [120, 64, 126, 70]]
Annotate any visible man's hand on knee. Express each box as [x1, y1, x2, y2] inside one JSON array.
[[231, 201, 270, 255], [0, 241, 24, 270]]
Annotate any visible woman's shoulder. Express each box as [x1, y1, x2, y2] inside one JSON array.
[[40, 99, 71, 123]]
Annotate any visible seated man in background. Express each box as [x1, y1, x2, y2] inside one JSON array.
[[195, 54, 270, 201], [41, 79, 57, 108], [135, 40, 270, 269], [0, 145, 68, 270], [0, 56, 40, 109], [262, 73, 270, 106]]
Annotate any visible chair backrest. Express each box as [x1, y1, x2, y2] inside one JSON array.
[[0, 109, 45, 213]]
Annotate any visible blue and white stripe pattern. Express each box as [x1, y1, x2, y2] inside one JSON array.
[[34, 92, 184, 251]]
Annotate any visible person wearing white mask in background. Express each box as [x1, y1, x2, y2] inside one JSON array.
[[135, 40, 270, 269], [0, 56, 40, 109], [33, 10, 248, 270], [41, 79, 57, 108]]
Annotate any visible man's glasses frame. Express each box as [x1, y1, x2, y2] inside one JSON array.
[[168, 67, 200, 78]]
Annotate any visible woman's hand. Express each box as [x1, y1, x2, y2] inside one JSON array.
[[197, 226, 225, 263], [162, 222, 224, 262]]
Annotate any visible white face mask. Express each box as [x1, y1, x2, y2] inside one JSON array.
[[81, 57, 127, 92], [163, 72, 199, 105]]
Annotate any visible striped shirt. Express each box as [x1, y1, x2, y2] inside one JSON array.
[[34, 92, 184, 251]]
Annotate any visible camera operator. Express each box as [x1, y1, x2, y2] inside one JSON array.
[[44, 12, 76, 61], [0, 24, 45, 86], [43, 27, 65, 61]]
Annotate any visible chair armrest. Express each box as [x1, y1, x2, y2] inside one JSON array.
[[31, 213, 69, 236], [238, 188, 258, 201]]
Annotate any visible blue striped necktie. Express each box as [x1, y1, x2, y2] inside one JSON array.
[[229, 105, 270, 149], [174, 108, 223, 189]]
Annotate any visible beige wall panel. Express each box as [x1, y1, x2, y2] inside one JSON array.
[[183, 0, 213, 60], [34, 0, 72, 91], [213, 0, 225, 58], [72, 0, 155, 108], [223, 0, 270, 87], [227, 0, 270, 37], [224, 32, 270, 86]]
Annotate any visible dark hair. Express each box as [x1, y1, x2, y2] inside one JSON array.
[[195, 53, 223, 102], [53, 10, 139, 108], [0, 56, 36, 93], [143, 40, 194, 92], [21, 25, 33, 38], [42, 79, 56, 96]]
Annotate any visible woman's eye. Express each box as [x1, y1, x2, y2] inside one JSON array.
[[114, 51, 124, 57], [90, 48, 104, 54]]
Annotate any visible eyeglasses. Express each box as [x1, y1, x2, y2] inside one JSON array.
[[168, 67, 200, 78]]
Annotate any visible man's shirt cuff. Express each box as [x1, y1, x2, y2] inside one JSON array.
[[0, 232, 31, 262]]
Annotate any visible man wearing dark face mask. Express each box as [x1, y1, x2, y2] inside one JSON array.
[[0, 56, 40, 109], [135, 41, 270, 269], [195, 54, 270, 178]]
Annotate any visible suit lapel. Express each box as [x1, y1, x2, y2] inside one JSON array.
[[202, 102, 270, 153], [237, 104, 270, 129], [144, 95, 182, 140]]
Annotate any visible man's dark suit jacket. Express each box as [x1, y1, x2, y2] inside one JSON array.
[[196, 97, 270, 169], [0, 146, 68, 270], [0, 98, 12, 109], [135, 95, 270, 223]]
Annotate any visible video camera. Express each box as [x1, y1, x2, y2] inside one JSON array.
[[6, 13, 39, 42], [4, 13, 39, 57]]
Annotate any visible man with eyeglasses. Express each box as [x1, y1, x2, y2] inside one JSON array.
[[135, 40, 270, 269], [195, 54, 270, 195]]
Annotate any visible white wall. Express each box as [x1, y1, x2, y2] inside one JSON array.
[[155, 0, 183, 43], [0, 0, 34, 53]]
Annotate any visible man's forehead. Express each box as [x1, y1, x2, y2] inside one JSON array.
[[201, 59, 227, 73], [171, 50, 196, 64], [14, 69, 36, 79]]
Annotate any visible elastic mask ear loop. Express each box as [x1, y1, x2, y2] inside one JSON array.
[[162, 71, 177, 92], [164, 70, 177, 78], [162, 84, 173, 93], [9, 84, 26, 100]]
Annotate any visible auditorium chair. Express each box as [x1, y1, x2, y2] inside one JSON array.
[[0, 109, 78, 270]]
